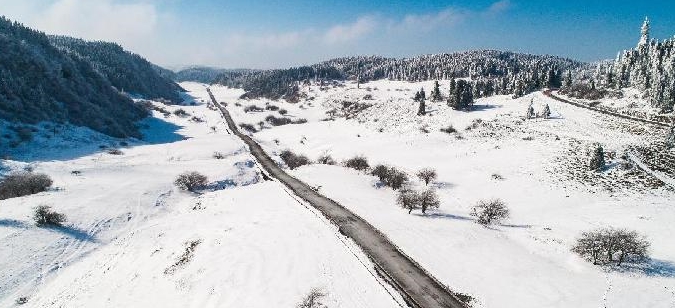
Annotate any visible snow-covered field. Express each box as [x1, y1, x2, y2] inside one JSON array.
[[213, 79, 675, 308], [0, 83, 401, 308]]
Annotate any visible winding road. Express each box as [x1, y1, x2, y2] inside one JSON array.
[[206, 88, 468, 308]]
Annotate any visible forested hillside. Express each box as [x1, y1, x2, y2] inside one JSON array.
[[578, 18, 675, 112], [50, 36, 183, 103], [174, 67, 255, 84], [215, 50, 587, 101], [0, 17, 147, 138]]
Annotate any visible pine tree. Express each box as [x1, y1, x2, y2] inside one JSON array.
[[589, 145, 606, 171], [416, 88, 427, 115], [430, 80, 442, 101], [542, 104, 551, 118], [526, 100, 535, 119]]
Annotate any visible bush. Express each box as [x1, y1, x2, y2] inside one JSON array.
[[265, 105, 280, 111], [317, 154, 336, 165], [265, 115, 293, 126], [343, 156, 369, 172], [280, 150, 311, 170], [33, 205, 66, 226], [292, 118, 308, 124], [297, 288, 327, 308], [107, 148, 123, 155], [572, 228, 650, 266], [174, 171, 208, 191], [0, 172, 53, 200], [173, 109, 189, 117], [371, 164, 409, 190], [239, 123, 258, 133], [416, 168, 437, 185], [213, 152, 225, 159], [244, 105, 264, 113], [278, 109, 288, 115], [470, 199, 510, 226], [440, 125, 457, 134]]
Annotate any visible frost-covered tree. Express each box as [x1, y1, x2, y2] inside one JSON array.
[[526, 100, 535, 119], [415, 88, 427, 115], [666, 127, 675, 149], [430, 80, 443, 102], [542, 104, 551, 118], [589, 144, 606, 171]]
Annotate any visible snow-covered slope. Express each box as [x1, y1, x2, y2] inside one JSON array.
[[0, 82, 401, 308], [212, 79, 675, 308]]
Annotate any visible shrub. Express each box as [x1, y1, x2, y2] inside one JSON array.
[[190, 116, 204, 123], [213, 152, 225, 159], [239, 123, 258, 133], [244, 105, 264, 113], [317, 154, 336, 165], [371, 165, 409, 190], [572, 228, 650, 266], [278, 109, 288, 115], [470, 199, 510, 226], [265, 105, 280, 111], [33, 205, 66, 226], [265, 115, 292, 126], [416, 168, 437, 185], [0, 172, 53, 200], [174, 172, 208, 191], [296, 288, 327, 308], [343, 156, 369, 172], [280, 150, 311, 170], [440, 125, 457, 134], [292, 118, 308, 124], [107, 148, 123, 155], [173, 109, 189, 117]]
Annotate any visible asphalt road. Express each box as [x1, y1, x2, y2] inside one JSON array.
[[207, 88, 468, 308]]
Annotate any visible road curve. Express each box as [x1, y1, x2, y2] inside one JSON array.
[[207, 88, 468, 308], [543, 89, 672, 127]]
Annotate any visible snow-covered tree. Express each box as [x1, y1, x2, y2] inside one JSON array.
[[430, 80, 443, 101]]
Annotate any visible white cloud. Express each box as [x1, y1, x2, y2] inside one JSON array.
[[323, 16, 377, 44], [485, 0, 512, 15]]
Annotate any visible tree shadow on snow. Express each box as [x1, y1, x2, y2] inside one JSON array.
[[470, 104, 501, 112], [0, 219, 31, 229], [44, 225, 97, 242], [607, 259, 675, 278], [140, 117, 186, 144], [414, 212, 473, 221]]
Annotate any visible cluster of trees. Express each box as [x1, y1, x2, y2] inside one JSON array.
[[215, 50, 583, 102], [0, 17, 150, 138], [173, 67, 256, 84], [572, 18, 675, 112], [572, 228, 650, 266], [0, 171, 52, 200], [50, 36, 183, 103]]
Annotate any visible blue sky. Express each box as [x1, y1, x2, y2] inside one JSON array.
[[1, 0, 674, 69]]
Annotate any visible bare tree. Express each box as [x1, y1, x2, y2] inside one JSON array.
[[371, 165, 408, 190], [397, 188, 420, 214], [418, 189, 440, 214], [174, 172, 208, 191], [317, 154, 336, 165], [416, 168, 437, 185], [572, 228, 650, 266], [297, 288, 327, 308], [470, 199, 510, 226]]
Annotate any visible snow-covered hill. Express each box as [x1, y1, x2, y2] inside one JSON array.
[[0, 83, 402, 308], [215, 79, 675, 308]]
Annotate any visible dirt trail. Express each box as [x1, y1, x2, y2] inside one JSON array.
[[207, 88, 468, 308]]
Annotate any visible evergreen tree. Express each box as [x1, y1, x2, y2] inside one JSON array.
[[542, 104, 551, 118], [430, 80, 443, 101], [526, 100, 535, 119], [666, 127, 675, 149], [589, 145, 606, 171]]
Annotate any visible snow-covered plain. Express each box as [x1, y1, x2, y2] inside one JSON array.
[[213, 79, 675, 308], [0, 83, 402, 308]]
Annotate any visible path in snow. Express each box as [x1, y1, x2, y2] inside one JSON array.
[[207, 88, 468, 308]]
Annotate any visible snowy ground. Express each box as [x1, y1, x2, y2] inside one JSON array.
[[213, 79, 675, 308], [0, 82, 401, 307]]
